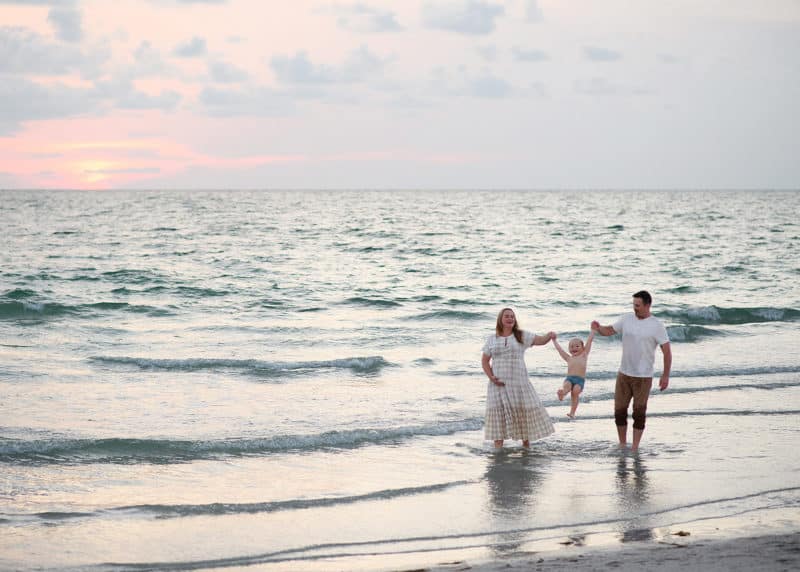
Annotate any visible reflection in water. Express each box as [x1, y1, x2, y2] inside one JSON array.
[[615, 453, 653, 542], [484, 450, 549, 556]]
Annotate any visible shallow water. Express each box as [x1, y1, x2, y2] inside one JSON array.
[[1, 190, 799, 570]]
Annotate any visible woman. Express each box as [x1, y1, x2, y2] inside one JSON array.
[[481, 308, 555, 448]]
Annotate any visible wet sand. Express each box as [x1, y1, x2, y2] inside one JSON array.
[[425, 532, 800, 572]]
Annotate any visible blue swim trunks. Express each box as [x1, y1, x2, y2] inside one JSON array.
[[565, 375, 585, 390]]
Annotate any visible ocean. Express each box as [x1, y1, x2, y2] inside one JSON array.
[[1, 190, 798, 571]]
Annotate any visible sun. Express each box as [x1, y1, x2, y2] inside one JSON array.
[[76, 160, 116, 187]]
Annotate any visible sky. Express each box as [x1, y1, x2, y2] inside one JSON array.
[[1, 0, 799, 190]]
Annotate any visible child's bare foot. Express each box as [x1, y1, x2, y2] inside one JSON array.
[[557, 389, 565, 401]]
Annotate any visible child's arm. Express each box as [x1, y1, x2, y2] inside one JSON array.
[[551, 337, 571, 362], [583, 330, 596, 356]]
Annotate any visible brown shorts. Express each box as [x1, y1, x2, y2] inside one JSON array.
[[614, 372, 653, 429]]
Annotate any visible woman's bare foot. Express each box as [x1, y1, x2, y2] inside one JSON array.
[[566, 413, 575, 419]]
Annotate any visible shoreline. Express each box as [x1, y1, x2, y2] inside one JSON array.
[[423, 530, 800, 572]]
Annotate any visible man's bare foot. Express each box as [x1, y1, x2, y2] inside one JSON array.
[[557, 389, 565, 401]]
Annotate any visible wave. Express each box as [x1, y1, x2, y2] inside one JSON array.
[[409, 310, 487, 321], [88, 487, 800, 570], [665, 285, 697, 294], [0, 300, 76, 318], [340, 296, 402, 308], [665, 324, 725, 342], [0, 299, 172, 319], [100, 269, 166, 285], [551, 364, 800, 382], [3, 288, 36, 299], [5, 481, 474, 524], [0, 419, 484, 465], [675, 364, 800, 378], [543, 379, 800, 410], [112, 285, 231, 298], [661, 305, 800, 325], [89, 355, 391, 376]]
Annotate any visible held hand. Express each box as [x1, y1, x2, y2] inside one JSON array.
[[548, 331, 557, 341], [659, 374, 669, 391], [590, 320, 600, 331]]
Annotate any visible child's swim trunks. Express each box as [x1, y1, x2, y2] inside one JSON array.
[[565, 375, 585, 390]]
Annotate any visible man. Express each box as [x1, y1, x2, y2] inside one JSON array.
[[592, 290, 671, 452]]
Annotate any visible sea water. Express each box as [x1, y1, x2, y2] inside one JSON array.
[[1, 190, 798, 571]]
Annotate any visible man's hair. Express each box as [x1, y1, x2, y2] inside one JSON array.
[[633, 290, 652, 305]]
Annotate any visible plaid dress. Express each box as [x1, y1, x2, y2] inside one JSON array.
[[482, 331, 554, 442]]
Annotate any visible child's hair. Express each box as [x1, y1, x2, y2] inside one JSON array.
[[569, 337, 584, 346], [495, 307, 523, 344]]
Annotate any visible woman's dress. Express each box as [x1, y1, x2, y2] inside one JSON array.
[[482, 331, 554, 442]]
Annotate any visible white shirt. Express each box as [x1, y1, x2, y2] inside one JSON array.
[[613, 313, 670, 378]]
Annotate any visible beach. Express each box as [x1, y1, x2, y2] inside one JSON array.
[[1, 190, 799, 571], [426, 532, 800, 572]]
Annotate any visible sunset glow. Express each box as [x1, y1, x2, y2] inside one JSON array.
[[1, 0, 798, 189]]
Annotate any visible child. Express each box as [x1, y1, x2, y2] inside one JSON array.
[[552, 330, 595, 418]]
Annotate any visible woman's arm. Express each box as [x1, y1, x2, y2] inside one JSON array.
[[482, 353, 504, 386], [532, 331, 555, 346]]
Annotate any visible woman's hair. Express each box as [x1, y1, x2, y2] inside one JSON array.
[[495, 307, 523, 343]]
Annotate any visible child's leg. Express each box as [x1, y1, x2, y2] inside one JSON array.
[[568, 386, 582, 418], [557, 380, 571, 401]]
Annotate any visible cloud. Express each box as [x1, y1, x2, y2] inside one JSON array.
[[427, 66, 513, 99], [271, 46, 385, 84], [146, 0, 227, 4], [525, 0, 543, 22], [476, 44, 497, 61], [0, 77, 93, 135], [0, 170, 18, 188], [173, 37, 207, 57], [91, 77, 181, 110], [208, 59, 248, 83], [512, 46, 548, 62], [658, 53, 681, 64], [130, 41, 178, 77], [332, 3, 402, 33], [84, 167, 161, 174], [574, 77, 650, 96], [271, 52, 335, 84], [47, 5, 82, 43], [0, 1, 76, 4], [421, 0, 504, 35], [583, 46, 622, 62], [198, 86, 295, 117], [469, 74, 511, 98], [0, 26, 85, 74]]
